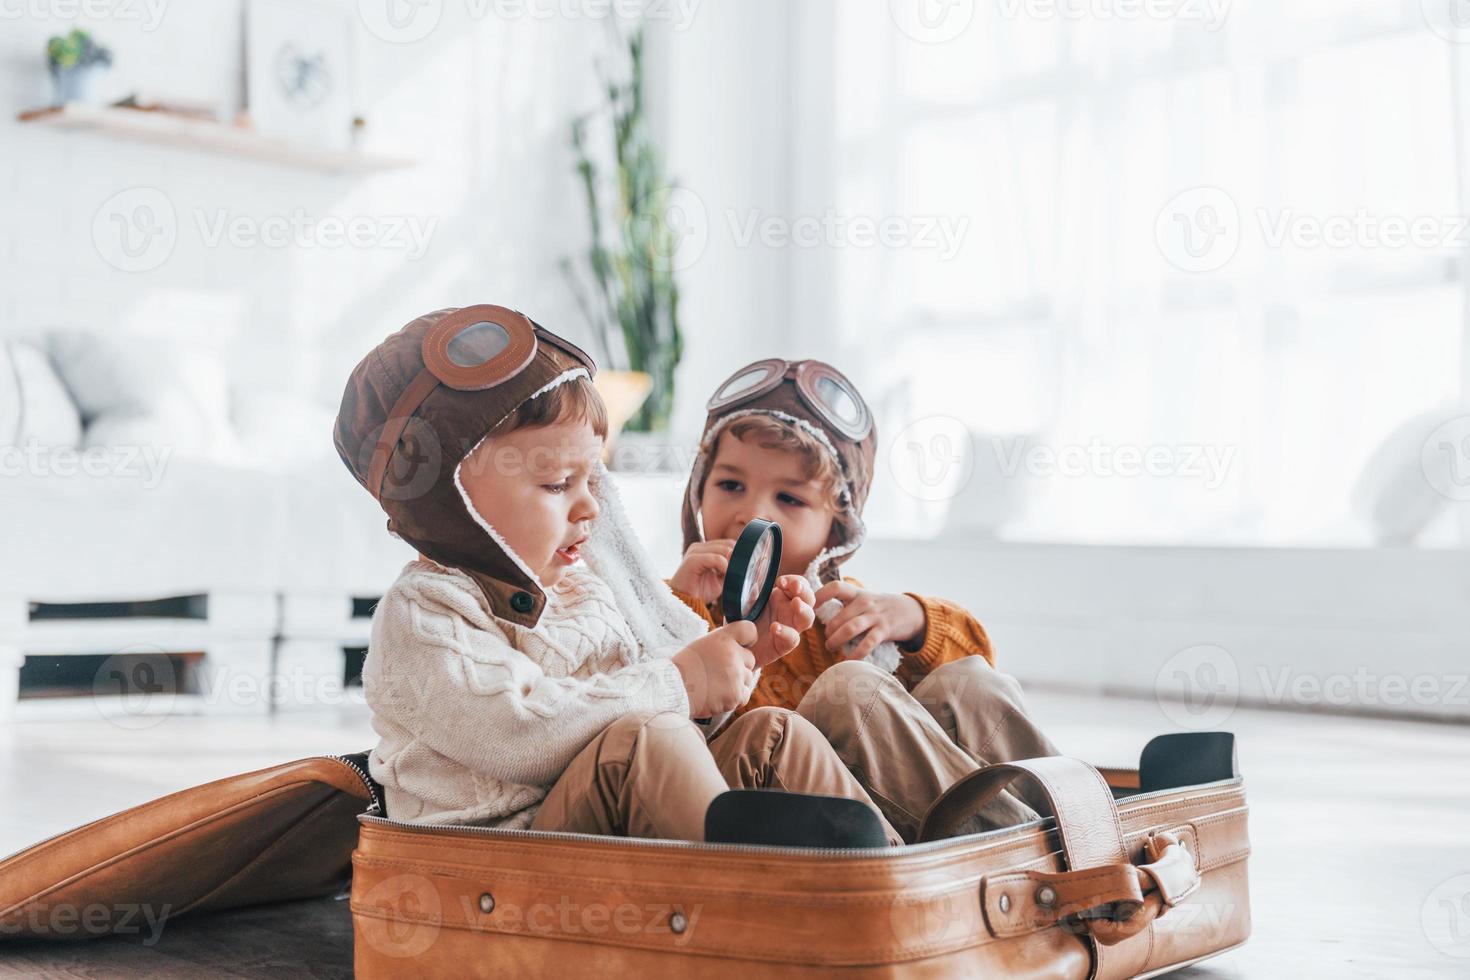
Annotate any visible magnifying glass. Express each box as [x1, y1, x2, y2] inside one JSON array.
[[691, 519, 782, 727], [722, 518, 782, 623]]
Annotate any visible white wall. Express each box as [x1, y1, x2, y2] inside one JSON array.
[[0, 0, 625, 409]]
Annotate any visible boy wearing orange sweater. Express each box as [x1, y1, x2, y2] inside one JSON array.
[[669, 359, 1060, 841]]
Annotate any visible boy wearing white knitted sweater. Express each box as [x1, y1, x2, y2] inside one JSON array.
[[333, 306, 900, 843]]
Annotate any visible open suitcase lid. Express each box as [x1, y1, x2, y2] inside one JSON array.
[[0, 734, 1238, 943], [0, 753, 381, 940]]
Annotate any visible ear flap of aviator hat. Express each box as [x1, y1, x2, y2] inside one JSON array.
[[334, 305, 596, 628], [679, 359, 878, 584]]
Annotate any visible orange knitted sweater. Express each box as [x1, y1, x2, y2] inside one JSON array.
[[669, 578, 995, 721]]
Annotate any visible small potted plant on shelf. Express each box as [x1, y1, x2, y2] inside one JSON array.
[[46, 29, 113, 106]]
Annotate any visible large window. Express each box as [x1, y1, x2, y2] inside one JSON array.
[[797, 2, 1468, 545]]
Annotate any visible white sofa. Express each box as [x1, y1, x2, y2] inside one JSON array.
[[0, 330, 701, 719]]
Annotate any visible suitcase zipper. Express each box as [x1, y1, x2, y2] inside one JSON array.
[[354, 778, 1246, 858], [356, 812, 1023, 857]]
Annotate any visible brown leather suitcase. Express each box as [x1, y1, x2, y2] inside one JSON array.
[[0, 735, 1249, 978]]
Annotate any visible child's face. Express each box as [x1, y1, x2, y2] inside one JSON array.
[[700, 432, 836, 578], [459, 418, 603, 588]]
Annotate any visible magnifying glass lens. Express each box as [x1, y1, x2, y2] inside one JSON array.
[[742, 533, 774, 616], [722, 518, 783, 624]]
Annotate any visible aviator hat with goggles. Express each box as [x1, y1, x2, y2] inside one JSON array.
[[334, 304, 597, 628], [681, 358, 878, 584]]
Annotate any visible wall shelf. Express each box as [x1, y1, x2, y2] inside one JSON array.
[[17, 104, 414, 175]]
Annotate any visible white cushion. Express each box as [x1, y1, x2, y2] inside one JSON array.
[[3, 340, 83, 448], [45, 331, 239, 460]]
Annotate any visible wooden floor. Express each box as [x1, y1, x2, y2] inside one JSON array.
[[1, 690, 1467, 978]]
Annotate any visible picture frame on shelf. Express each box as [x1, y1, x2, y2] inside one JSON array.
[[245, 0, 353, 151]]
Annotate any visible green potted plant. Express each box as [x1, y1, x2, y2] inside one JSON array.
[[563, 27, 685, 438], [46, 29, 113, 106]]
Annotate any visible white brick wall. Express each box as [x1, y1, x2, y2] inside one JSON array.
[[0, 0, 619, 405]]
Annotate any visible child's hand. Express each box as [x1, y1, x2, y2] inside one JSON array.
[[672, 621, 758, 717], [669, 539, 735, 605], [750, 575, 816, 667], [814, 582, 927, 661]]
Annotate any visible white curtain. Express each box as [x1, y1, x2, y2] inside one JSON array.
[[789, 1, 1468, 545]]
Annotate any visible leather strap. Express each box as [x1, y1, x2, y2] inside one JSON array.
[[367, 368, 441, 500], [917, 757, 1153, 980]]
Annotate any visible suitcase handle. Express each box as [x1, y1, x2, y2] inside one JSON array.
[[917, 758, 1200, 946]]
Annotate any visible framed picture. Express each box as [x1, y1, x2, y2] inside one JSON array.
[[245, 0, 352, 149]]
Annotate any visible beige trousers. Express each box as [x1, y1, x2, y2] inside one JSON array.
[[530, 706, 904, 845], [530, 657, 1057, 847], [796, 657, 1061, 843]]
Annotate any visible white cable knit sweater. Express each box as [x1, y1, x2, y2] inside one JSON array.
[[363, 559, 692, 828]]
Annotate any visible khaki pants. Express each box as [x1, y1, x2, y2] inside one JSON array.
[[530, 706, 904, 845], [797, 657, 1061, 843], [530, 657, 1056, 847]]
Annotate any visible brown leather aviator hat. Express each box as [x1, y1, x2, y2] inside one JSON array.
[[334, 304, 596, 628], [681, 358, 878, 584]]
